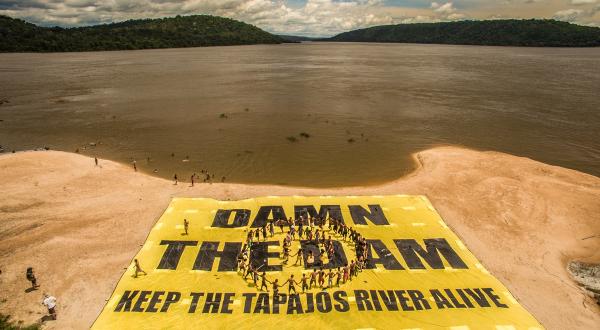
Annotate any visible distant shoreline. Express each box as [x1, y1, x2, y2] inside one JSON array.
[[2, 15, 599, 53]]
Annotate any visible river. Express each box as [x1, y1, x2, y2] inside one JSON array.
[[1, 42, 599, 186]]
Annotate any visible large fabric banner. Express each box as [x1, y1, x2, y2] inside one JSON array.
[[93, 195, 542, 329]]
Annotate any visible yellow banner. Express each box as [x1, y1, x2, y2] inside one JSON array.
[[93, 195, 542, 329]]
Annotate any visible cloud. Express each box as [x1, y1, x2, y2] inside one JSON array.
[[431, 2, 455, 14], [570, 0, 597, 5], [553, 4, 599, 24], [0, 0, 598, 36]]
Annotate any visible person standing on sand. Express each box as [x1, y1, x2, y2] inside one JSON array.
[[191, 174, 195, 187], [133, 259, 147, 278], [133, 160, 137, 172], [94, 157, 98, 166], [174, 174, 178, 185], [184, 219, 189, 235], [26, 267, 39, 289], [42, 293, 57, 320]]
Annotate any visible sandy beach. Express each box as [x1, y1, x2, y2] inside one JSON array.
[[0, 146, 598, 329]]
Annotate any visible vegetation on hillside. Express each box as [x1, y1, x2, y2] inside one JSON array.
[[0, 314, 40, 330], [0, 15, 284, 52], [327, 19, 600, 47]]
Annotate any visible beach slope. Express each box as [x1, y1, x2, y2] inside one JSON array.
[[0, 147, 598, 329]]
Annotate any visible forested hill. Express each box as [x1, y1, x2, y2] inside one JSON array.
[[0, 15, 284, 52], [327, 19, 600, 47]]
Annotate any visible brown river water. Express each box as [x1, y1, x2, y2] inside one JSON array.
[[1, 43, 599, 187]]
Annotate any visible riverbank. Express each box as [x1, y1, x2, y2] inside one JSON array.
[[0, 146, 599, 329]]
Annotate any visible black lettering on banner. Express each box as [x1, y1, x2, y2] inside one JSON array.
[[305, 293, 315, 313], [369, 290, 383, 311], [146, 291, 165, 313], [188, 292, 205, 313], [254, 293, 270, 314], [463, 288, 491, 307], [193, 241, 242, 271], [221, 293, 235, 314], [348, 205, 389, 225], [294, 205, 344, 223], [394, 290, 414, 311], [212, 209, 251, 228], [430, 289, 454, 309], [273, 294, 287, 314], [456, 289, 475, 308], [394, 238, 468, 269], [483, 288, 508, 308], [251, 206, 287, 228], [242, 293, 256, 313], [158, 240, 198, 270], [444, 289, 466, 308], [407, 290, 431, 310], [377, 290, 398, 311], [132, 291, 152, 312], [114, 290, 139, 312], [354, 290, 373, 311], [287, 294, 304, 314], [161, 292, 181, 312], [202, 293, 222, 314], [316, 292, 332, 313], [333, 291, 350, 312], [250, 241, 283, 272], [365, 240, 404, 270], [300, 240, 348, 269]]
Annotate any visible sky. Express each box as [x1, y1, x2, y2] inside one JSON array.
[[0, 0, 599, 37]]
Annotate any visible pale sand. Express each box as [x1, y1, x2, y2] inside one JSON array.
[[0, 147, 599, 329]]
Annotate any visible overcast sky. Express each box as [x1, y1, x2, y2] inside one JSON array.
[[1, 0, 599, 36]]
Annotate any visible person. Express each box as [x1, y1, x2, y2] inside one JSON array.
[[318, 268, 325, 288], [294, 247, 304, 266], [133, 160, 137, 172], [262, 225, 268, 242], [94, 157, 98, 166], [327, 269, 334, 289], [259, 272, 269, 292], [284, 275, 298, 295], [282, 245, 290, 265], [306, 251, 315, 267], [309, 269, 317, 289], [300, 273, 309, 293], [298, 219, 303, 239], [237, 253, 246, 274], [173, 174, 178, 185], [272, 279, 281, 296], [133, 259, 147, 278], [26, 267, 39, 289], [42, 293, 57, 320], [183, 219, 189, 235], [336, 267, 342, 287], [318, 249, 326, 266], [269, 221, 275, 237], [191, 174, 195, 187], [244, 263, 254, 281], [252, 268, 259, 287], [278, 219, 285, 233]]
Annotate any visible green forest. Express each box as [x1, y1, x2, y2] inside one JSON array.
[[0, 15, 283, 52], [2, 15, 599, 52], [327, 19, 600, 47]]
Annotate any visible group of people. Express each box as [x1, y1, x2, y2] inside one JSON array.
[[236, 215, 371, 295], [25, 267, 58, 320], [173, 170, 226, 186]]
